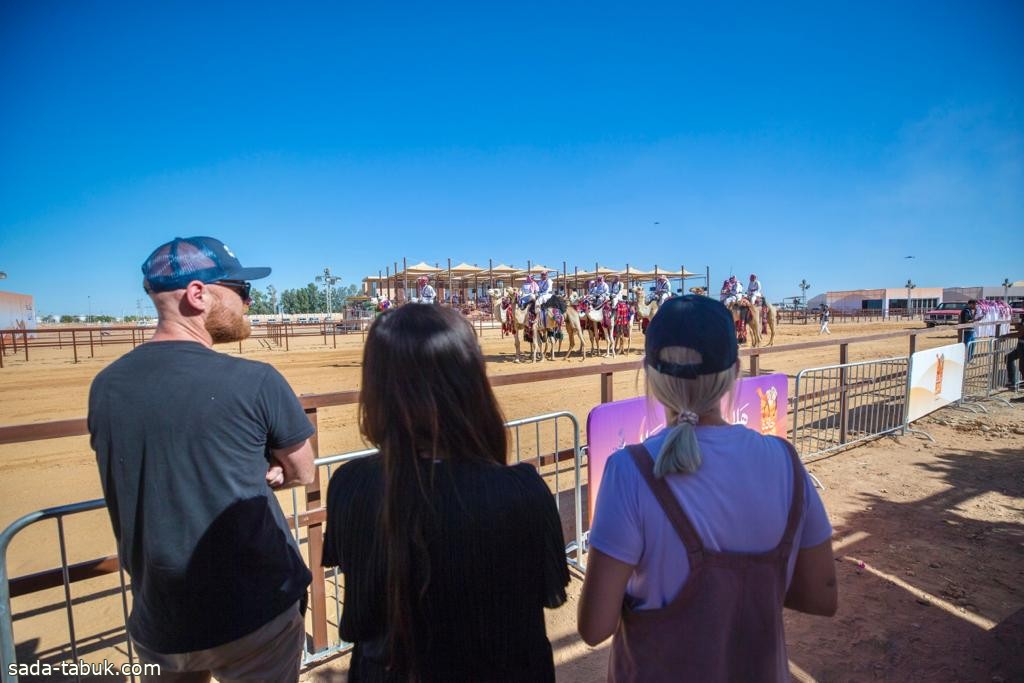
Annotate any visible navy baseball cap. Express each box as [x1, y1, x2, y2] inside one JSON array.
[[142, 237, 271, 293], [645, 295, 738, 378]]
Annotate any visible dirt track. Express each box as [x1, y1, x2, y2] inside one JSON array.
[[1, 319, 1021, 681]]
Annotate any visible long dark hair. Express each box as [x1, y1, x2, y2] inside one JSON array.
[[359, 304, 507, 677]]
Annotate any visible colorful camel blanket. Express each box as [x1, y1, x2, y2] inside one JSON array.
[[616, 301, 631, 329]]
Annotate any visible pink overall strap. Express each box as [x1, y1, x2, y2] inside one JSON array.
[[626, 444, 704, 557]]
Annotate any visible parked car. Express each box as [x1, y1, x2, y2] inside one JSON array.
[[924, 302, 966, 327]]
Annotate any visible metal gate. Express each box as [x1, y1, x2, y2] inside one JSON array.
[[791, 357, 910, 459]]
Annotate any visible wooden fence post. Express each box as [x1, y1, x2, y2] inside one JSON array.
[[601, 372, 614, 403], [72, 330, 78, 364], [89, 330, 95, 358], [304, 407, 328, 652]]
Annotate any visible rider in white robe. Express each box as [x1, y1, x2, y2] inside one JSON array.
[[747, 274, 764, 305]]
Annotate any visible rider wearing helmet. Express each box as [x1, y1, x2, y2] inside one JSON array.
[[609, 275, 625, 306], [536, 271, 554, 308], [417, 276, 437, 304], [518, 274, 539, 308], [651, 274, 672, 305], [747, 273, 764, 306], [589, 276, 610, 308]]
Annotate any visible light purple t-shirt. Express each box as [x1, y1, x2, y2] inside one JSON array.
[[589, 425, 832, 610]]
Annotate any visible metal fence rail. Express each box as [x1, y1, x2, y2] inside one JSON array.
[[0, 412, 584, 683], [791, 357, 910, 459]]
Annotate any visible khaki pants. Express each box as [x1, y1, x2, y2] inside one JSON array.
[[134, 603, 304, 682]]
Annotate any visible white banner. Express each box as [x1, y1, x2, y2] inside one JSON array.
[[908, 343, 966, 423]]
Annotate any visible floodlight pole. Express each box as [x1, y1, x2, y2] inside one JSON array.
[[1002, 278, 1011, 303], [905, 279, 916, 318]]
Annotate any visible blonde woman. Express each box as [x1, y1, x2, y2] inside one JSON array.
[[578, 295, 837, 682]]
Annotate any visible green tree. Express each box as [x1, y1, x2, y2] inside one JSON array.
[[59, 315, 75, 323]]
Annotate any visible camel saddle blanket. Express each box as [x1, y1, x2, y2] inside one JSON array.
[[615, 301, 631, 327], [501, 299, 515, 337]]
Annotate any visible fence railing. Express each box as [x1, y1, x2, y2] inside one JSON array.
[[791, 357, 910, 458], [0, 411, 584, 682]]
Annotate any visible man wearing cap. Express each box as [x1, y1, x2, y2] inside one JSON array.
[[88, 237, 314, 682], [589, 276, 610, 309], [417, 276, 437, 304], [650, 274, 671, 305], [747, 273, 764, 306], [518, 274, 539, 308]]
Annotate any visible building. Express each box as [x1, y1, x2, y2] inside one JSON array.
[[808, 281, 1023, 315], [809, 287, 942, 314], [0, 291, 36, 331]]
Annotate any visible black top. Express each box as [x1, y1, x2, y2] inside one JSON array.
[[88, 341, 314, 653], [323, 456, 569, 682]]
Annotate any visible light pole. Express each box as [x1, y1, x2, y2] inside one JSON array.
[[315, 268, 341, 318], [1003, 278, 1012, 303], [905, 279, 916, 318], [87, 296, 92, 324], [798, 279, 810, 307]]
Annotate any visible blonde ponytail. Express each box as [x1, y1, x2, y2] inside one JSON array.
[[646, 346, 736, 477]]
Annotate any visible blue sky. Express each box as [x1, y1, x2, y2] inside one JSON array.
[[1, 1, 1022, 316]]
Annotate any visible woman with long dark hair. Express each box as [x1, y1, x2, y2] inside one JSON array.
[[323, 304, 569, 681]]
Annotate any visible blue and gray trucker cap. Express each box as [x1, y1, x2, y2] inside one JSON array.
[[142, 236, 271, 293]]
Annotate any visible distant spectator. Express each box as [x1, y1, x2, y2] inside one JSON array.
[[323, 304, 568, 681], [818, 304, 831, 335], [577, 296, 837, 680], [961, 299, 978, 360], [1005, 314, 1024, 389], [89, 236, 314, 682]]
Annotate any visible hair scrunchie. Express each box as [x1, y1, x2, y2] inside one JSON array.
[[676, 410, 699, 426]]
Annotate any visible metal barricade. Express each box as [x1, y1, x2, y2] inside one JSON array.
[[962, 338, 996, 402], [0, 411, 585, 682], [990, 336, 1022, 395], [791, 357, 909, 459]]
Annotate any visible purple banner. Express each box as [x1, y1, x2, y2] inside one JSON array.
[[585, 373, 788, 520]]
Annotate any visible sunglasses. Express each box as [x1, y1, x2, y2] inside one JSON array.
[[213, 280, 253, 303]]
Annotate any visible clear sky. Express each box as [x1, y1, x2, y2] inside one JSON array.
[[1, 1, 1022, 316]]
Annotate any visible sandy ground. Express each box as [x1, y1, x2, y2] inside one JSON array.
[[2, 319, 1021, 681]]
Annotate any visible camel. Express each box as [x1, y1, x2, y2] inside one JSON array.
[[530, 295, 584, 362], [633, 286, 669, 333], [558, 294, 588, 361], [576, 297, 616, 358], [488, 288, 534, 363], [727, 298, 776, 347]]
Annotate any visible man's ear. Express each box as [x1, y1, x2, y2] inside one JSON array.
[[182, 281, 210, 313]]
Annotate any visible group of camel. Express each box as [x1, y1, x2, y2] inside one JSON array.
[[488, 287, 777, 363]]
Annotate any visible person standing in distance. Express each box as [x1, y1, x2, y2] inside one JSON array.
[[88, 236, 315, 682]]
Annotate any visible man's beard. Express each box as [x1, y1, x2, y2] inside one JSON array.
[[205, 300, 251, 344]]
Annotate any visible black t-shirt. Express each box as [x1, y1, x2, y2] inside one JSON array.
[[88, 341, 314, 653], [323, 455, 569, 682]]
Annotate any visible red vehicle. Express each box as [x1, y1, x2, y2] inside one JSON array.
[[925, 301, 1024, 327], [924, 302, 965, 327]]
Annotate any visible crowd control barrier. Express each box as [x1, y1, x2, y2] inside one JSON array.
[[791, 357, 910, 459], [0, 411, 585, 683]]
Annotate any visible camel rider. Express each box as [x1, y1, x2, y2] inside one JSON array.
[[723, 276, 743, 307], [536, 272, 554, 308], [608, 275, 624, 306], [589, 276, 610, 309], [747, 273, 764, 305], [417, 276, 437, 304], [650, 274, 671, 305], [518, 274, 538, 308], [719, 279, 732, 304]]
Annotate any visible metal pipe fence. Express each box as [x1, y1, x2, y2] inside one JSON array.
[[0, 412, 584, 682], [791, 357, 910, 459]]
